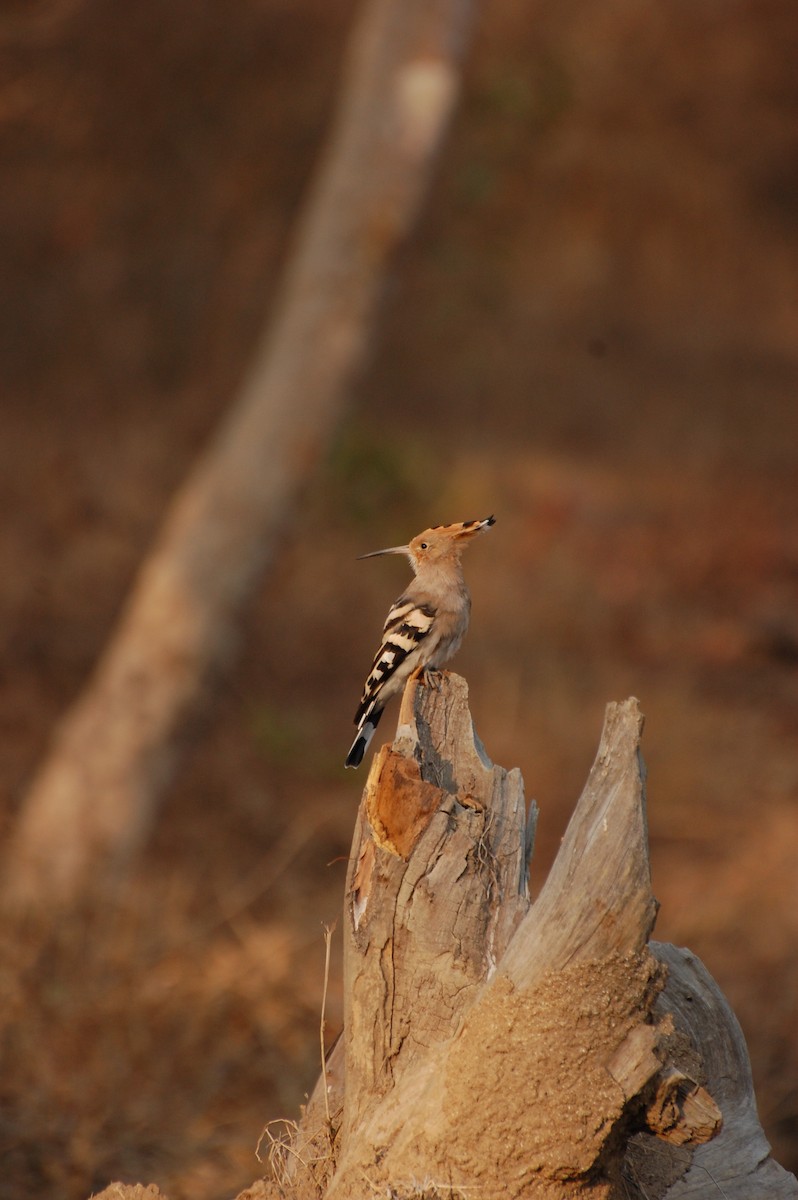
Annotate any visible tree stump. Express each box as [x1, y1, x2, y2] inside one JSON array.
[[265, 672, 797, 1200]]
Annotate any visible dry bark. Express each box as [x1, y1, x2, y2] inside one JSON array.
[[3, 0, 477, 909], [623, 941, 798, 1199], [272, 672, 796, 1200]]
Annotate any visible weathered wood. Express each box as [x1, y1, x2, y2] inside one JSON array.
[[342, 672, 530, 1143], [285, 672, 531, 1191], [499, 696, 658, 989], [642, 1065, 721, 1147], [620, 942, 798, 1199], [319, 687, 666, 1198], [268, 674, 797, 1200]]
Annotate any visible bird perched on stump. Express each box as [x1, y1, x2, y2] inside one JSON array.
[[345, 516, 495, 768]]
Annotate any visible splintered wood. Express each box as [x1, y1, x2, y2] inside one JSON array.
[[363, 745, 446, 860], [272, 673, 798, 1200]]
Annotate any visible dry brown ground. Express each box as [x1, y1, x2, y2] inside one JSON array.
[[0, 2, 796, 1198]]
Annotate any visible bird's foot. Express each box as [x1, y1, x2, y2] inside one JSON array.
[[417, 666, 444, 694]]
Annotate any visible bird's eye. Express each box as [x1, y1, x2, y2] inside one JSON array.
[[420, 542, 428, 550]]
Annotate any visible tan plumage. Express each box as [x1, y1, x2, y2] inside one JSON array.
[[345, 516, 495, 768]]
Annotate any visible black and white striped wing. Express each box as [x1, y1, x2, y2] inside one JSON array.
[[354, 598, 436, 727]]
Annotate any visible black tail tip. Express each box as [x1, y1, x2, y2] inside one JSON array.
[[345, 738, 366, 769]]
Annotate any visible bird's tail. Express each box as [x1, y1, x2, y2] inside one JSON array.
[[345, 707, 383, 769]]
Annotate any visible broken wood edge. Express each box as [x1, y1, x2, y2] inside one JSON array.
[[606, 1011, 721, 1153], [641, 942, 798, 1198], [277, 689, 798, 1199], [644, 1065, 722, 1147], [396, 670, 496, 791], [499, 696, 658, 989], [288, 689, 681, 1196], [363, 743, 453, 860], [336, 670, 530, 1156]]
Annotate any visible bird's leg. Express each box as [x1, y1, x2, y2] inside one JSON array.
[[417, 665, 444, 694]]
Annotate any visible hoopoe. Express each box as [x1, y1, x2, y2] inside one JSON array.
[[345, 516, 495, 768]]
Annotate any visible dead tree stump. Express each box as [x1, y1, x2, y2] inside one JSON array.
[[269, 672, 797, 1200]]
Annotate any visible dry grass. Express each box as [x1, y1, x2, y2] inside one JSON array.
[[0, 873, 345, 1200]]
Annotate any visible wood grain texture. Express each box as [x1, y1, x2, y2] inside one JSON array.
[[341, 671, 530, 1143], [633, 942, 798, 1199], [500, 695, 658, 988], [273, 674, 797, 1200]]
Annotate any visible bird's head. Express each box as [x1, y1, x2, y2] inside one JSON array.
[[358, 516, 495, 572]]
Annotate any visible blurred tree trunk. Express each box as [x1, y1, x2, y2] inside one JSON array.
[[268, 676, 798, 1200], [2, 0, 476, 910]]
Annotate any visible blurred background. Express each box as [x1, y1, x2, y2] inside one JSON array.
[[1, 0, 797, 1197]]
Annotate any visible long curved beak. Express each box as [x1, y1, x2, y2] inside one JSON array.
[[357, 544, 410, 561]]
